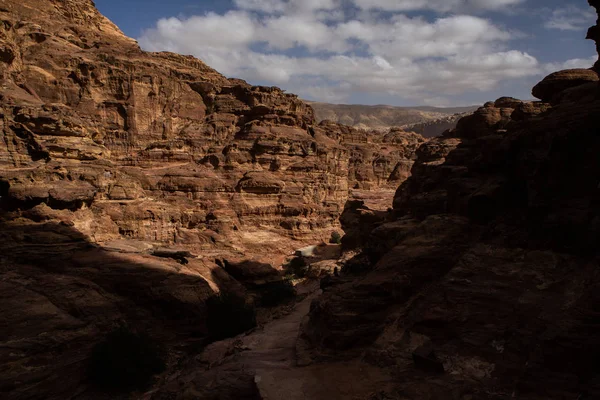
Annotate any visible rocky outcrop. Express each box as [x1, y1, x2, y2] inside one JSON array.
[[0, 1, 339, 398], [0, 1, 426, 398], [318, 120, 425, 212], [532, 69, 598, 103], [299, 4, 600, 398], [338, 199, 387, 249]]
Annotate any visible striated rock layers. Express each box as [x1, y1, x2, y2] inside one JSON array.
[[298, 5, 600, 400], [319, 121, 425, 191], [0, 0, 424, 399], [0, 0, 349, 249]]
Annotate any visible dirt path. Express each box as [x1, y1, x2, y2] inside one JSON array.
[[200, 283, 320, 372], [194, 281, 392, 400]]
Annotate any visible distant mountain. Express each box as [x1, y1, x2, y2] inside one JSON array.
[[402, 112, 473, 138], [307, 101, 478, 132]]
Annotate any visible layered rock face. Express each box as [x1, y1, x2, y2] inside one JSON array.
[[301, 6, 600, 399], [0, 0, 351, 251], [319, 121, 425, 190], [0, 1, 425, 398], [0, 0, 338, 396]]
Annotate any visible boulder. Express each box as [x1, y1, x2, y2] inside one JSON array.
[[532, 69, 599, 103]]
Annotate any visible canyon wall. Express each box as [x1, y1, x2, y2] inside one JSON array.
[[0, 0, 348, 252], [0, 0, 422, 253], [296, 4, 600, 399], [0, 1, 423, 398]]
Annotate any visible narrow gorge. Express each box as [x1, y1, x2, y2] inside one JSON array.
[[1, 0, 600, 399]]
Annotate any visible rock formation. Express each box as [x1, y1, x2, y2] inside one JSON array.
[[295, 4, 600, 398], [6, 0, 600, 399], [532, 69, 598, 104], [318, 121, 425, 189], [0, 1, 423, 398], [0, 0, 351, 250]]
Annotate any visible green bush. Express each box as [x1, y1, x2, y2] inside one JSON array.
[[330, 231, 342, 244], [288, 256, 308, 277], [258, 279, 296, 307], [207, 293, 257, 341], [87, 327, 165, 392]]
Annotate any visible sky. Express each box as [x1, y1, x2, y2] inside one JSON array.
[[94, 0, 598, 107]]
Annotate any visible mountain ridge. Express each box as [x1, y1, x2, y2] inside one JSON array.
[[307, 100, 478, 131]]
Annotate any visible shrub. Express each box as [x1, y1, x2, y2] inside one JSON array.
[[258, 279, 296, 307], [330, 231, 342, 244], [206, 293, 257, 341], [288, 256, 308, 278], [87, 327, 165, 392]]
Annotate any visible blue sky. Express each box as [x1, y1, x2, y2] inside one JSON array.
[[95, 0, 597, 107]]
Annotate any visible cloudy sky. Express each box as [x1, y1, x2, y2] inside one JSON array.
[[95, 0, 597, 107]]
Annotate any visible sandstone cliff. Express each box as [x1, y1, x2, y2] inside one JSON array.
[[0, 0, 351, 250], [0, 1, 424, 398], [7, 0, 599, 399]]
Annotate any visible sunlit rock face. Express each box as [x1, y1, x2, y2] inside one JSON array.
[[0, 1, 428, 398], [0, 0, 348, 247], [0, 0, 426, 250]]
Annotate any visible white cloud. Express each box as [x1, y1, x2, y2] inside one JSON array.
[[352, 0, 525, 13], [234, 0, 286, 13], [544, 5, 596, 31], [261, 15, 348, 52], [146, 11, 256, 49], [138, 1, 544, 104], [234, 0, 339, 14], [543, 56, 598, 74]]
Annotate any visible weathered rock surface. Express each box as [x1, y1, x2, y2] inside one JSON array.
[[317, 121, 425, 190], [532, 69, 599, 103], [319, 121, 425, 212], [0, 0, 426, 398], [299, 4, 600, 399], [0, 0, 352, 254], [0, 1, 367, 399]]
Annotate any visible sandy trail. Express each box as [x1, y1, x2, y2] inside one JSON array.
[[198, 282, 391, 400]]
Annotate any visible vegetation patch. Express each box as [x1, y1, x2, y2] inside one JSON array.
[[329, 231, 343, 244], [287, 256, 308, 278]]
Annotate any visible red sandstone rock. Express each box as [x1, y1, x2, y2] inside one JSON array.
[[0, 1, 426, 398]]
